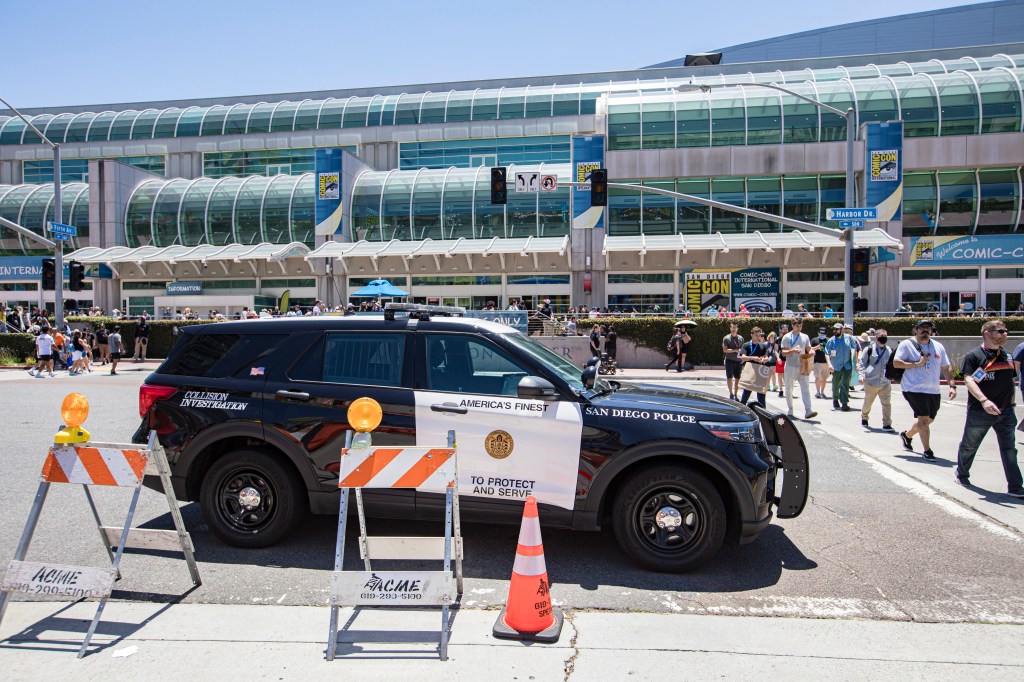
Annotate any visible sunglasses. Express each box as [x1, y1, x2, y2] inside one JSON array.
[[988, 329, 1009, 335]]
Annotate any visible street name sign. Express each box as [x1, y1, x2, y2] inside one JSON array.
[[826, 208, 877, 221], [839, 220, 864, 228], [47, 222, 77, 237]]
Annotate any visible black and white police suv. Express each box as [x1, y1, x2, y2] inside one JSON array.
[[134, 304, 808, 572]]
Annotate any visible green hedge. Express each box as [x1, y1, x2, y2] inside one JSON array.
[[0, 333, 36, 361], [66, 317, 217, 359], [577, 316, 1024, 366]]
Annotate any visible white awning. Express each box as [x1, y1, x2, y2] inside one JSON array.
[[306, 236, 570, 260], [65, 242, 311, 264], [602, 229, 902, 254]]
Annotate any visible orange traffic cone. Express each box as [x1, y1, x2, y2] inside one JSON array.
[[492, 495, 563, 642]]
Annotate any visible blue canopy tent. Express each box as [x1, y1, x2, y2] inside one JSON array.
[[349, 279, 410, 298]]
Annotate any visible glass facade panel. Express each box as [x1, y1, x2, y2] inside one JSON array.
[[538, 168, 570, 237], [445, 91, 473, 122], [292, 174, 315, 245], [263, 175, 295, 243], [608, 273, 674, 284], [472, 91, 498, 120], [817, 82, 853, 142], [351, 172, 384, 241], [394, 94, 422, 126], [235, 177, 268, 243], [641, 100, 674, 149], [380, 95, 400, 126], [200, 105, 229, 136], [976, 168, 1018, 234], [711, 91, 745, 146], [270, 102, 299, 132], [318, 99, 347, 129], [420, 92, 449, 124], [204, 148, 317, 178], [855, 79, 899, 125], [380, 173, 413, 240], [399, 136, 570, 170], [175, 108, 205, 137], [108, 111, 138, 141], [125, 180, 162, 247], [473, 168, 504, 238], [0, 118, 27, 145], [506, 167, 537, 238], [245, 103, 274, 134], [937, 170, 976, 233], [343, 98, 369, 128], [818, 174, 846, 227], [677, 178, 710, 234], [711, 177, 745, 233], [525, 86, 553, 118], [977, 71, 1021, 133], [608, 182, 641, 236], [608, 103, 640, 150], [153, 108, 183, 139], [152, 179, 190, 246], [411, 171, 443, 240], [180, 178, 216, 246], [746, 177, 780, 231], [65, 113, 96, 143], [365, 96, 386, 127], [498, 88, 527, 120], [441, 168, 475, 239], [783, 176, 817, 224], [207, 176, 243, 245], [641, 180, 674, 234], [131, 110, 160, 139], [552, 87, 581, 116], [902, 171, 938, 237], [21, 115, 53, 145], [939, 74, 980, 135], [899, 76, 939, 137], [745, 91, 782, 145], [676, 95, 709, 147], [782, 85, 819, 143], [294, 100, 321, 130]]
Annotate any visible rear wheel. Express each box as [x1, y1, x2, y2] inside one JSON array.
[[612, 464, 726, 572], [200, 448, 306, 548]]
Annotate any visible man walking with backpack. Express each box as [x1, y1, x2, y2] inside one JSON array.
[[894, 319, 955, 460], [954, 320, 1023, 497], [859, 328, 894, 430]]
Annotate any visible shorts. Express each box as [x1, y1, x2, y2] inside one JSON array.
[[813, 363, 831, 380], [903, 391, 941, 419], [138, 337, 148, 345], [724, 361, 743, 379], [110, 352, 122, 360], [37, 353, 52, 361], [71, 351, 82, 362]]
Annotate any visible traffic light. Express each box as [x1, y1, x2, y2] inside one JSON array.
[[69, 260, 85, 292], [490, 167, 507, 204], [41, 257, 55, 291], [590, 168, 607, 207], [849, 247, 870, 287]]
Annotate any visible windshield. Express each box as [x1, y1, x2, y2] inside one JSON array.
[[501, 330, 608, 395]]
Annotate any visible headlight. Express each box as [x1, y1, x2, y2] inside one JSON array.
[[699, 420, 761, 443]]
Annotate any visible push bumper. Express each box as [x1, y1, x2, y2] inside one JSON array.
[[751, 406, 810, 519]]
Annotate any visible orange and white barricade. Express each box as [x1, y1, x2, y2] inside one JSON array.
[[0, 430, 201, 658], [327, 430, 462, 662]]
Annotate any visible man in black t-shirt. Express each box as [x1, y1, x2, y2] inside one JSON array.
[[589, 325, 602, 359], [955, 320, 1023, 497], [722, 323, 744, 401], [605, 325, 617, 361], [134, 314, 152, 362]]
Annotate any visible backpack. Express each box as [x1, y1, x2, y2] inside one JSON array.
[[885, 341, 923, 383]]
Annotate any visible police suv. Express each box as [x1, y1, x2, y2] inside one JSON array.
[[134, 304, 808, 572]]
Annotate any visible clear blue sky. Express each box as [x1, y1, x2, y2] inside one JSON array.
[[4, 0, 985, 108]]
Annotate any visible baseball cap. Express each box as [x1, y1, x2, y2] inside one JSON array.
[[818, 327, 827, 334], [844, 323, 853, 329], [914, 319, 934, 328], [832, 322, 843, 329]]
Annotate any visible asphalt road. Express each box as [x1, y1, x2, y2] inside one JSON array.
[[0, 366, 1021, 623]]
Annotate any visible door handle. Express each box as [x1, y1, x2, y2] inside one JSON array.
[[276, 390, 310, 402], [431, 403, 468, 415]]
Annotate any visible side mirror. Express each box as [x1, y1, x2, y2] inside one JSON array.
[[517, 376, 559, 402], [581, 365, 597, 389]]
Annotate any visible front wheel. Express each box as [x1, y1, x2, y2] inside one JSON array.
[[200, 448, 306, 548], [612, 464, 726, 572]]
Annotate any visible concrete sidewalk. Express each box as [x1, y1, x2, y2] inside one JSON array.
[[0, 601, 1021, 680]]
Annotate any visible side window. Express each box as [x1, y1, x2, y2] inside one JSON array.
[[287, 336, 324, 382], [426, 335, 529, 396], [322, 333, 405, 387], [161, 333, 286, 378]]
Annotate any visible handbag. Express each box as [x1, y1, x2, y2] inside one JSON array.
[[739, 361, 773, 393]]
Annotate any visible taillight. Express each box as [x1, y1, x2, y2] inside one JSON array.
[[140, 384, 178, 418]]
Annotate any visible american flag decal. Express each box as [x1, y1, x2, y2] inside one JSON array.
[[250, 367, 265, 376]]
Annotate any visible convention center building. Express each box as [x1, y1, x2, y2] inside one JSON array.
[[2, 0, 1024, 317]]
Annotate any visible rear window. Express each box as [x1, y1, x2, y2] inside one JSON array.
[[159, 333, 285, 378], [323, 333, 405, 387]]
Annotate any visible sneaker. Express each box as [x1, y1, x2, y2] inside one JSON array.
[[954, 474, 971, 487], [900, 431, 913, 451], [882, 425, 894, 431], [841, 405, 851, 412], [27, 369, 37, 376], [778, 391, 784, 397], [922, 449, 937, 461], [833, 400, 840, 409], [48, 372, 54, 377], [805, 411, 818, 420], [110, 371, 118, 376], [1008, 489, 1024, 499], [862, 419, 869, 427]]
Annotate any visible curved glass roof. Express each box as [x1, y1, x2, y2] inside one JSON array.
[[0, 183, 89, 256], [3, 53, 1021, 146], [608, 65, 1024, 149], [124, 164, 574, 248]]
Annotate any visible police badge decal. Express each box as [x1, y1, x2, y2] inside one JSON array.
[[485, 430, 514, 460]]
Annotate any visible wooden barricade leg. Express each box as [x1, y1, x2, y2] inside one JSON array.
[[326, 430, 352, 661], [0, 482, 51, 627]]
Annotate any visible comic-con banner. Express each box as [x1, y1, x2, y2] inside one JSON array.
[[572, 135, 605, 229], [685, 268, 780, 314], [865, 121, 903, 222], [910, 234, 1024, 266], [315, 148, 343, 236]]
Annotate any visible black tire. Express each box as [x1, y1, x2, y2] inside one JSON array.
[[612, 464, 726, 572], [200, 448, 307, 548]]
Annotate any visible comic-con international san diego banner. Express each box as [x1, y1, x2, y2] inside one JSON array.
[[684, 268, 781, 314]]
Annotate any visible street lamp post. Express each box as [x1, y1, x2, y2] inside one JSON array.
[[679, 82, 858, 325], [0, 97, 64, 328]]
